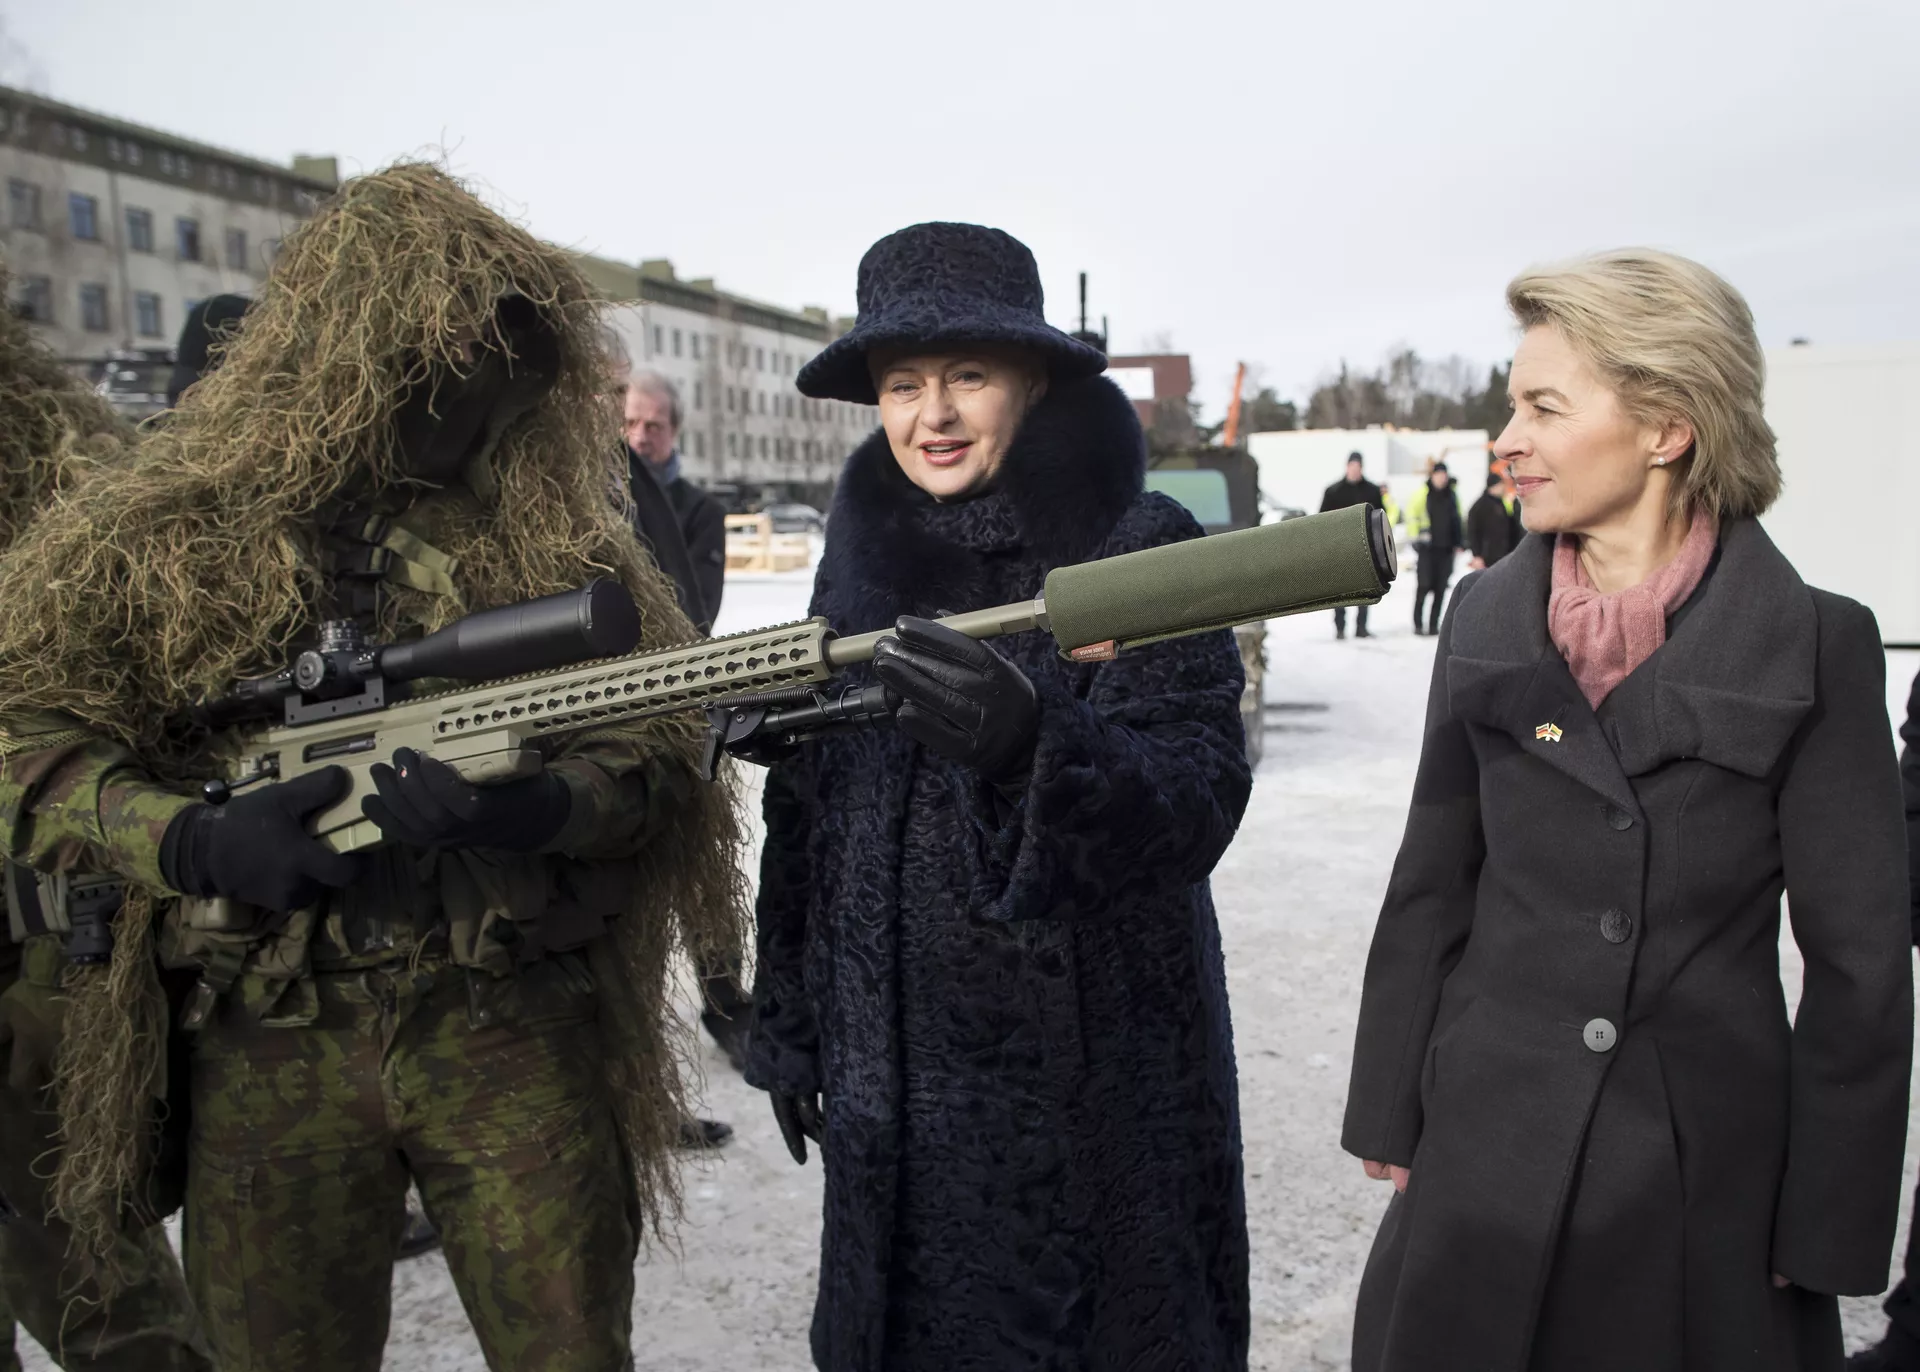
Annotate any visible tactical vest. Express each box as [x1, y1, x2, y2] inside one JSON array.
[[150, 506, 630, 1028]]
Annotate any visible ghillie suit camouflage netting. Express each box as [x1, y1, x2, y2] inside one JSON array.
[[0, 266, 134, 540], [0, 165, 749, 1276]]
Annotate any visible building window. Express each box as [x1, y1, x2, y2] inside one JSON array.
[[158, 150, 174, 176], [785, 395, 795, 418], [7, 179, 42, 231], [225, 227, 248, 270], [13, 276, 53, 322], [672, 328, 682, 357], [724, 386, 734, 413], [756, 346, 765, 371], [134, 291, 163, 338], [757, 392, 766, 415], [759, 436, 769, 458], [78, 283, 109, 332], [252, 175, 268, 198], [68, 125, 88, 152], [107, 136, 122, 162], [694, 432, 706, 459], [690, 334, 701, 360], [68, 192, 99, 241], [126, 142, 143, 167], [126, 207, 154, 253], [651, 325, 663, 354], [728, 433, 738, 457], [176, 217, 201, 262], [177, 156, 193, 180], [693, 381, 703, 410]]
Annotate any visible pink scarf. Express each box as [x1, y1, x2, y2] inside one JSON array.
[[1547, 513, 1718, 710]]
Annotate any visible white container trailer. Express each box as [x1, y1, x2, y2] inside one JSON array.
[[1245, 428, 1489, 522], [1759, 343, 1920, 644]]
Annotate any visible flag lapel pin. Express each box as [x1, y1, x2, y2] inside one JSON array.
[[1534, 722, 1563, 743]]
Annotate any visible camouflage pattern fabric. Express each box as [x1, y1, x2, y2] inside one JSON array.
[[184, 953, 637, 1372], [0, 940, 211, 1371], [0, 724, 190, 890]]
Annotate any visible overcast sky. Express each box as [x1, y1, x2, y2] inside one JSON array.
[[6, 0, 1916, 417]]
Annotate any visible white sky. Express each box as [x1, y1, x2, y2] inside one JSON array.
[[6, 0, 1916, 418]]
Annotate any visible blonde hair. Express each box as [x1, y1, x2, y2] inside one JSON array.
[[1506, 248, 1780, 520]]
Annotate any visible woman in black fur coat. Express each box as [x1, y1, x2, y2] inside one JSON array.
[[745, 222, 1253, 1370]]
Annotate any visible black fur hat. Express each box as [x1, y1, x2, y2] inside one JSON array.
[[798, 222, 1108, 405]]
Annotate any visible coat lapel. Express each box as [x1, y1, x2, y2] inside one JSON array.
[[1446, 535, 1642, 815], [1447, 521, 1819, 809], [1598, 518, 1816, 780]]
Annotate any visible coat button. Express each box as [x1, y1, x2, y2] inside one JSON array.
[[1599, 909, 1633, 944], [1604, 806, 1634, 831], [1582, 1018, 1618, 1053]]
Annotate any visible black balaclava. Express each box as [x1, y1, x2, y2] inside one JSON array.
[[167, 293, 252, 407], [391, 294, 560, 484]]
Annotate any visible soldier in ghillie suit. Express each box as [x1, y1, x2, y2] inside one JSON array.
[[0, 166, 748, 1371], [0, 269, 213, 1370]]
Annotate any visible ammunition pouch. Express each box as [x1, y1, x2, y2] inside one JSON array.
[[159, 846, 630, 1030], [163, 896, 315, 1032], [5, 862, 126, 966], [316, 505, 463, 622]]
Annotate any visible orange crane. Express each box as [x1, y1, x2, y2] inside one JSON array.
[[1220, 362, 1247, 448]]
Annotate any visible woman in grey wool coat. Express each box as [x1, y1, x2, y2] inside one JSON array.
[[1343, 248, 1913, 1372]]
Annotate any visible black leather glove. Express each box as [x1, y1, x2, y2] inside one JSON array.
[[160, 766, 361, 913], [362, 748, 571, 852], [771, 1090, 823, 1166], [871, 616, 1039, 782]]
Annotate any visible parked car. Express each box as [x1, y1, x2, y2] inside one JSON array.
[[762, 502, 826, 534]]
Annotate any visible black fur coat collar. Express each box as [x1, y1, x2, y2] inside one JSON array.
[[815, 374, 1145, 633]]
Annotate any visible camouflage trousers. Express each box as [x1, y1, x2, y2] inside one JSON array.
[[0, 940, 211, 1371], [184, 955, 638, 1372]]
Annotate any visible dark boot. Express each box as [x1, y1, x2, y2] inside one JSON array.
[[397, 1200, 441, 1260], [676, 1116, 735, 1150], [1849, 1323, 1920, 1370]]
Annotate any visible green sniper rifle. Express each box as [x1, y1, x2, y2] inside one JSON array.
[[199, 503, 1396, 853]]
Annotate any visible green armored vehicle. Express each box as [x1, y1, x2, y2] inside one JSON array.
[[1144, 448, 1269, 767]]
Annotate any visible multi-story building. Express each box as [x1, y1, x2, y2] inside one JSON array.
[[0, 84, 871, 505], [581, 255, 873, 507], [0, 84, 336, 401]]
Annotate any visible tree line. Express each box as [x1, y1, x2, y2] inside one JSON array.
[[1149, 349, 1514, 455]]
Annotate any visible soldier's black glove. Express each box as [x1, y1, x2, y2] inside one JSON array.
[[362, 748, 570, 852], [160, 766, 361, 913], [771, 1090, 823, 1166], [871, 616, 1039, 783]]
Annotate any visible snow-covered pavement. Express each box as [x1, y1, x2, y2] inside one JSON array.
[[20, 569, 1920, 1370]]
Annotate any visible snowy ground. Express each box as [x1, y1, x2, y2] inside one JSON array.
[[18, 571, 1920, 1370]]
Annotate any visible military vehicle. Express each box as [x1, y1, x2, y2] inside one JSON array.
[[1145, 447, 1273, 767]]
